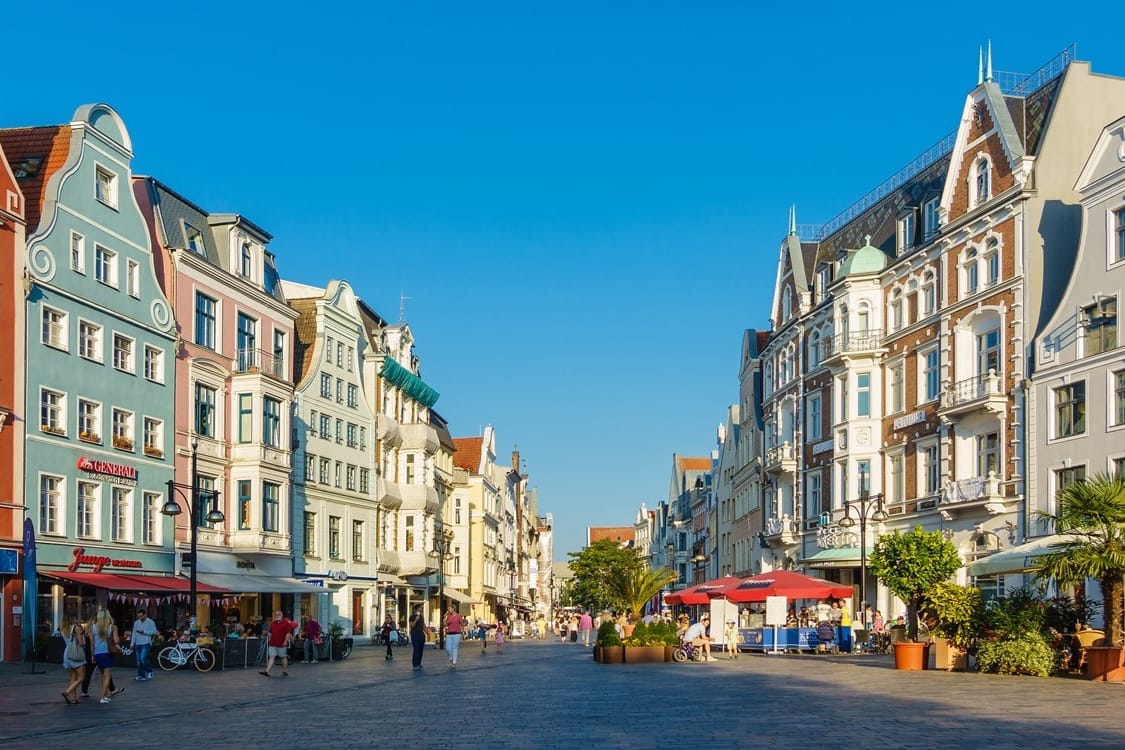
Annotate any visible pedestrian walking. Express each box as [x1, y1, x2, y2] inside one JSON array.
[[260, 610, 297, 677], [579, 610, 593, 647], [444, 604, 463, 669], [478, 619, 488, 654], [379, 615, 397, 660], [61, 619, 86, 704], [80, 620, 119, 699], [90, 608, 122, 703], [301, 616, 323, 663], [723, 620, 739, 660], [494, 620, 505, 654], [130, 608, 157, 681], [408, 605, 430, 670]]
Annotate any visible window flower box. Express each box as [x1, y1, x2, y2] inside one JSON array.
[[79, 432, 101, 444], [143, 445, 164, 458], [112, 436, 134, 451], [40, 425, 65, 436]]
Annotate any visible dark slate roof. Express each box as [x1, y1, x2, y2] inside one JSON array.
[[139, 177, 221, 265]]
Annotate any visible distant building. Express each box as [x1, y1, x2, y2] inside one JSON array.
[[586, 526, 635, 548]]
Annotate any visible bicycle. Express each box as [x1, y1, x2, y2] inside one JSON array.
[[157, 641, 216, 672]]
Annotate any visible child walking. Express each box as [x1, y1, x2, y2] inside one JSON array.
[[494, 621, 505, 654], [724, 620, 739, 660]]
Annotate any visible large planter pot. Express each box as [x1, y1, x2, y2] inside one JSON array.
[[932, 637, 968, 671], [623, 646, 665, 663], [599, 645, 624, 664], [1085, 646, 1125, 682], [664, 646, 675, 663], [893, 641, 927, 670]]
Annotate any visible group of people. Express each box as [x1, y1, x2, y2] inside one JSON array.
[[386, 605, 510, 672], [60, 607, 158, 705]]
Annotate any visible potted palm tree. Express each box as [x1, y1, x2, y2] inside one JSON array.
[[606, 564, 677, 663], [1034, 474, 1125, 681], [869, 526, 962, 670]]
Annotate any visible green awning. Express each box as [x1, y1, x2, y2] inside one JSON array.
[[802, 547, 860, 568], [380, 358, 440, 407]]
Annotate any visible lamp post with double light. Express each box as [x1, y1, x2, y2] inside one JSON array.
[[838, 490, 887, 613], [163, 436, 224, 624], [428, 526, 454, 649]]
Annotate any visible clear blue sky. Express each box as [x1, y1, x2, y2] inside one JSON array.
[[10, 2, 1123, 560]]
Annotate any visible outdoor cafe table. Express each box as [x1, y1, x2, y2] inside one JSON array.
[[738, 627, 818, 653]]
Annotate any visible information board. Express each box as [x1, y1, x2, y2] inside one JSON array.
[[765, 595, 788, 627]]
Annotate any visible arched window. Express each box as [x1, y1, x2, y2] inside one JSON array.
[[963, 248, 979, 296], [857, 302, 870, 334], [889, 289, 903, 330], [985, 237, 1000, 286], [808, 331, 821, 368], [922, 271, 936, 315], [975, 157, 991, 207]]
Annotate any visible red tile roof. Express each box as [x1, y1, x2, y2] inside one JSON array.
[[588, 527, 636, 545], [452, 437, 483, 472], [679, 456, 711, 471], [0, 126, 70, 235]]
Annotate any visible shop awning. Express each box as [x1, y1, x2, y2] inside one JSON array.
[[802, 547, 861, 568], [43, 571, 227, 593], [965, 534, 1079, 577], [439, 588, 480, 605], [195, 573, 326, 594], [665, 576, 742, 605]]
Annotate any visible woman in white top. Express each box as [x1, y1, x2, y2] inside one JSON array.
[[90, 609, 121, 704], [61, 619, 86, 704]]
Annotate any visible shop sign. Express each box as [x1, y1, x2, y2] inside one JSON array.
[[893, 410, 927, 430], [236, 559, 256, 569], [77, 457, 138, 486], [67, 546, 144, 574]]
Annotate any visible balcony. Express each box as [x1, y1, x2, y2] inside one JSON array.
[[375, 414, 401, 446], [233, 348, 288, 382], [376, 477, 403, 509], [764, 442, 797, 475], [942, 474, 1013, 515], [938, 370, 1006, 418], [399, 482, 439, 512], [820, 331, 884, 367], [230, 442, 291, 470], [226, 529, 292, 554], [885, 493, 941, 517], [764, 514, 798, 545], [398, 422, 439, 453]]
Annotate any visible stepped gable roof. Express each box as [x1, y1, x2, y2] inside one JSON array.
[[0, 126, 70, 235], [453, 436, 484, 472]]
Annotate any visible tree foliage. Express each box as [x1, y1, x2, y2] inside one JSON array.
[[1034, 473, 1125, 646], [566, 539, 643, 613], [607, 565, 677, 618], [869, 526, 962, 641]]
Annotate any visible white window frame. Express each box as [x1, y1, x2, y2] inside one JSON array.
[[41, 306, 68, 350], [971, 154, 992, 208], [984, 238, 1000, 287], [887, 450, 905, 504], [40, 387, 66, 435], [889, 360, 905, 414], [39, 474, 65, 535], [918, 439, 940, 497], [95, 164, 118, 208], [923, 198, 941, 239], [70, 231, 86, 273], [94, 244, 117, 287], [1112, 369, 1125, 429], [112, 333, 135, 374], [126, 258, 140, 297], [922, 271, 936, 316], [142, 491, 162, 545], [111, 486, 132, 543], [1052, 381, 1086, 440], [143, 416, 163, 457], [919, 345, 940, 404], [806, 393, 822, 441], [112, 407, 135, 451], [962, 247, 979, 297], [77, 398, 101, 442], [77, 480, 99, 538], [897, 212, 916, 254], [143, 345, 164, 383], [78, 320, 103, 362]]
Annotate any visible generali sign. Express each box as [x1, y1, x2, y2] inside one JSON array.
[[67, 546, 144, 573], [77, 456, 138, 486]]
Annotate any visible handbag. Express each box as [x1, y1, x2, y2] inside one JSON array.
[[65, 630, 85, 662]]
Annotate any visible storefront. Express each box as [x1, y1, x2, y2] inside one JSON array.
[[194, 551, 325, 633], [297, 570, 379, 639]]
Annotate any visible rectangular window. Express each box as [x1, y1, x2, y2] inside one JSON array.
[[185, 225, 205, 255], [142, 491, 160, 545], [40, 475, 63, 535], [347, 384, 358, 408], [856, 373, 871, 417], [78, 321, 102, 361], [921, 444, 940, 495], [1083, 297, 1117, 356], [898, 213, 915, 253], [42, 307, 67, 349], [336, 379, 344, 403], [986, 252, 999, 287], [143, 345, 163, 383], [1115, 370, 1125, 427], [78, 399, 100, 442], [977, 432, 1000, 477], [240, 243, 252, 278], [807, 473, 823, 517], [352, 520, 364, 561], [238, 480, 252, 530], [923, 348, 940, 401], [1056, 466, 1086, 492], [347, 423, 357, 448], [319, 414, 331, 439], [406, 454, 416, 484], [347, 347, 354, 372], [335, 419, 343, 444], [305, 453, 315, 483], [320, 373, 332, 398], [922, 282, 936, 316], [806, 394, 822, 441], [95, 165, 117, 207], [94, 245, 116, 286], [263, 397, 281, 448], [326, 336, 335, 363], [77, 481, 98, 538], [126, 259, 139, 297], [194, 293, 216, 349], [237, 394, 253, 443], [890, 362, 905, 413], [337, 342, 344, 368], [236, 312, 257, 371], [143, 417, 163, 457], [329, 516, 341, 559], [334, 461, 342, 488], [1114, 458, 1125, 480], [923, 198, 940, 239], [1116, 208, 1125, 263], [978, 329, 1001, 376], [319, 458, 330, 485], [71, 231, 86, 273], [359, 427, 367, 450], [273, 330, 286, 379], [111, 487, 130, 542], [112, 334, 134, 373], [195, 476, 217, 528], [405, 516, 415, 552], [40, 388, 65, 434], [304, 512, 316, 555], [346, 464, 356, 491], [838, 375, 848, 421], [112, 408, 134, 450], [195, 383, 216, 437], [359, 468, 370, 494], [262, 482, 280, 533], [888, 454, 904, 503], [308, 409, 318, 437], [1054, 382, 1086, 438]]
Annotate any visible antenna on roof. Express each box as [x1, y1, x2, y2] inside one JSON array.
[[399, 290, 412, 323]]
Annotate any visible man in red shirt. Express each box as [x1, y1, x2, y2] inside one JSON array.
[[260, 610, 297, 677]]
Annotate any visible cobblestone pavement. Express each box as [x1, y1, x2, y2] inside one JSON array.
[[0, 639, 1123, 749]]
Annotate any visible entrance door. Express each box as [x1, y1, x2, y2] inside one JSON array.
[[352, 590, 363, 635]]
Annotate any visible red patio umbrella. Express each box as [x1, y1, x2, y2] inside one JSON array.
[[665, 576, 743, 606], [719, 570, 853, 604]]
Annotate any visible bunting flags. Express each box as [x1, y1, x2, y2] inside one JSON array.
[[105, 592, 242, 607]]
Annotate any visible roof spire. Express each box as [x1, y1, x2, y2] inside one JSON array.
[[978, 46, 984, 85], [986, 39, 993, 82], [788, 204, 797, 236]]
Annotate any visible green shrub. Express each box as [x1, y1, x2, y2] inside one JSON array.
[[595, 620, 621, 647], [975, 632, 1062, 677]]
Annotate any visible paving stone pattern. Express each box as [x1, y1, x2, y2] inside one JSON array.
[[0, 640, 1122, 748]]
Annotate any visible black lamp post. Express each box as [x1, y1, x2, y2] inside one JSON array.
[[838, 491, 887, 611], [428, 526, 454, 649], [163, 436, 224, 624]]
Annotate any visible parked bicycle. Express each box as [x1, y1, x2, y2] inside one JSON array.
[[157, 640, 216, 672], [672, 641, 707, 663], [372, 631, 408, 647]]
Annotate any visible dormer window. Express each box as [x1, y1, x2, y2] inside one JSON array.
[[818, 266, 831, 301], [897, 212, 916, 254], [923, 198, 940, 239], [240, 243, 253, 279], [974, 156, 991, 207], [95, 165, 117, 209], [185, 225, 205, 256]]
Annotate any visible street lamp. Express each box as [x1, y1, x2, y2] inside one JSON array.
[[163, 436, 224, 625], [838, 491, 888, 612], [427, 526, 454, 649]]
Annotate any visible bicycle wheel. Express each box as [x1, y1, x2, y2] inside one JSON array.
[[193, 647, 216, 672], [157, 646, 182, 671], [672, 646, 688, 663]]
